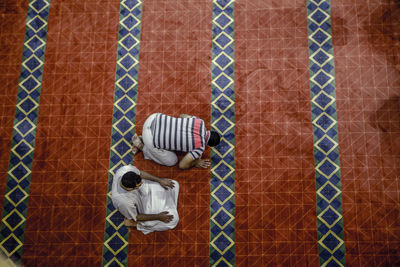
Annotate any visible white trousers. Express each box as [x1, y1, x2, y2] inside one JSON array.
[[137, 180, 180, 234], [142, 113, 178, 166]]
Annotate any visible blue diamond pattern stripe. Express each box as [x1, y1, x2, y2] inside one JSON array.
[[106, 235, 124, 253], [10, 164, 29, 180], [322, 233, 340, 251], [22, 77, 38, 91], [320, 183, 339, 201], [117, 76, 135, 90], [116, 97, 134, 112], [26, 36, 44, 51], [215, 95, 232, 111], [311, 10, 328, 24], [214, 209, 231, 227], [109, 211, 125, 226], [113, 141, 130, 156], [121, 35, 137, 49], [2, 236, 20, 254], [311, 29, 329, 44], [120, 55, 135, 70], [14, 142, 31, 158], [214, 162, 231, 179], [213, 234, 232, 252], [321, 207, 339, 225], [211, 0, 235, 265], [124, 0, 139, 9], [32, 0, 47, 11], [314, 71, 331, 86], [16, 120, 34, 135], [214, 186, 231, 203], [318, 160, 337, 177], [216, 0, 231, 8], [214, 75, 231, 89], [122, 15, 139, 29], [313, 50, 330, 64], [315, 93, 332, 108], [5, 212, 23, 229], [215, 139, 231, 156], [315, 114, 334, 131], [0, 0, 51, 264], [215, 33, 231, 48], [28, 17, 45, 31], [115, 118, 133, 133], [25, 57, 41, 71], [19, 98, 36, 113], [317, 137, 335, 153], [215, 14, 231, 28], [103, 1, 142, 266], [307, 0, 345, 265], [210, 250, 221, 262], [215, 53, 232, 69], [214, 117, 233, 133], [8, 188, 26, 205]]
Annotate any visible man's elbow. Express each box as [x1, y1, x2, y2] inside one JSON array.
[[178, 160, 190, 170]]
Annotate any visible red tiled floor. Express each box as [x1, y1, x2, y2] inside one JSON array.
[[129, 0, 212, 265], [22, 0, 120, 265], [234, 1, 319, 266], [0, 0, 29, 218], [332, 0, 400, 265]]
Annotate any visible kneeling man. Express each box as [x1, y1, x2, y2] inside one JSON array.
[[112, 164, 179, 234], [132, 113, 221, 169]]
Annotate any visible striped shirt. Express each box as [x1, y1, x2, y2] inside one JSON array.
[[151, 113, 208, 159]]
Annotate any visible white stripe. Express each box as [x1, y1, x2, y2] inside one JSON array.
[[186, 119, 194, 150], [171, 116, 176, 150], [181, 118, 187, 151], [159, 114, 166, 148], [165, 116, 171, 150]]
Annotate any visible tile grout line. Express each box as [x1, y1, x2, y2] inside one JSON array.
[[0, 0, 51, 265], [101, 0, 143, 266], [306, 0, 346, 266], [209, 0, 236, 266]]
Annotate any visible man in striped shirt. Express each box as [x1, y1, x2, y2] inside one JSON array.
[[132, 113, 221, 169]]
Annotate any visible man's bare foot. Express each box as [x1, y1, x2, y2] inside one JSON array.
[[124, 218, 137, 227], [131, 133, 143, 154]]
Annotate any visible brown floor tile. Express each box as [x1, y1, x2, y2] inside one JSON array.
[[234, 2, 318, 265], [333, 0, 400, 263]]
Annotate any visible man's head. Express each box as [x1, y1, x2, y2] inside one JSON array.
[[207, 131, 221, 147], [121, 171, 142, 191]]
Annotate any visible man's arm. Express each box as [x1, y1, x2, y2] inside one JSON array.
[[179, 153, 211, 169], [124, 212, 173, 227], [136, 212, 173, 223], [140, 170, 175, 189]]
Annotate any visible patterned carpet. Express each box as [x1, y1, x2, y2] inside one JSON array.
[[0, 0, 399, 266]]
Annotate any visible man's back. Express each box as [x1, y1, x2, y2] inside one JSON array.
[[151, 113, 207, 159]]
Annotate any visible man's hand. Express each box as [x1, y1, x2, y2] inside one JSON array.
[[158, 211, 174, 223], [194, 159, 211, 168], [124, 218, 137, 227], [179, 154, 211, 169], [158, 178, 175, 190]]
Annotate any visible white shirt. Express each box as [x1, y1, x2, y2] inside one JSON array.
[[111, 164, 180, 234], [111, 164, 142, 221]]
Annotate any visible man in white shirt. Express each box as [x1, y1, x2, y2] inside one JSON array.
[[112, 164, 179, 234]]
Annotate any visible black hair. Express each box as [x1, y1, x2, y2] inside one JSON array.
[[207, 131, 221, 147], [121, 171, 142, 189]]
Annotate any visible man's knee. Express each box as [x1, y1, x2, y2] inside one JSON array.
[[170, 213, 179, 229], [163, 156, 178, 167]]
